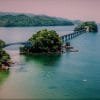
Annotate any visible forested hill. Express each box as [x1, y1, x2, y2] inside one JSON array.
[[0, 12, 74, 27]]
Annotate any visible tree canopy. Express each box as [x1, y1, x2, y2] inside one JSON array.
[[0, 40, 10, 68], [74, 21, 98, 32], [0, 49, 10, 67], [20, 29, 62, 54], [0, 13, 74, 27], [0, 40, 5, 48]]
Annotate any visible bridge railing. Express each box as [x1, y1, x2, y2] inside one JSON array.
[[3, 41, 32, 48]]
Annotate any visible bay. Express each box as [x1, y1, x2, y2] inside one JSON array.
[[0, 25, 100, 99]]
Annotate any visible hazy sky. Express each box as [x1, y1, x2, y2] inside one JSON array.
[[0, 0, 100, 22]]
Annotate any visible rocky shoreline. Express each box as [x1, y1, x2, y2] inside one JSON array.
[[20, 44, 79, 56], [0, 60, 14, 71]]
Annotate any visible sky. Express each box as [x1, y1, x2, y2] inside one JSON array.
[[0, 0, 100, 22]]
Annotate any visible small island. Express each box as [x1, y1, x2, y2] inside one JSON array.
[[20, 29, 62, 54], [74, 21, 98, 32], [0, 40, 11, 70]]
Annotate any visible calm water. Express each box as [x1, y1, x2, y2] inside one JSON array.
[[0, 26, 100, 99]]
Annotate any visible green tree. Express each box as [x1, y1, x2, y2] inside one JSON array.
[[0, 49, 10, 67], [74, 21, 98, 32], [0, 40, 5, 48], [0, 40, 10, 68], [20, 29, 62, 54]]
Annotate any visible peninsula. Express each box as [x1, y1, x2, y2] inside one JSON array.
[[0, 12, 73, 27]]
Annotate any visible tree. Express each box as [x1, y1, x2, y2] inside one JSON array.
[[20, 29, 62, 54], [0, 40, 10, 68], [74, 21, 98, 32], [0, 40, 5, 48], [0, 49, 10, 68]]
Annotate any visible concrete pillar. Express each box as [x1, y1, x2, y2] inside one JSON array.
[[68, 34, 70, 40], [65, 35, 68, 41]]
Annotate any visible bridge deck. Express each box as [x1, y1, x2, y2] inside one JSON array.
[[3, 41, 32, 48], [60, 30, 85, 43]]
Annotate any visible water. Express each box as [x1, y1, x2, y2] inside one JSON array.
[[0, 26, 100, 99]]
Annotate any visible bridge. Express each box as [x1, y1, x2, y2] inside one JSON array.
[[3, 30, 85, 48], [60, 30, 85, 44], [3, 41, 32, 48]]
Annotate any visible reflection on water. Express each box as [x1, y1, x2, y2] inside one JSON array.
[[0, 71, 10, 86], [23, 54, 63, 81], [24, 54, 62, 67]]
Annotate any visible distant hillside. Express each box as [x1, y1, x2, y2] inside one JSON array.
[[0, 12, 74, 27], [72, 20, 82, 25]]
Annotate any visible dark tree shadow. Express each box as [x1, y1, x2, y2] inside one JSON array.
[[24, 54, 62, 67]]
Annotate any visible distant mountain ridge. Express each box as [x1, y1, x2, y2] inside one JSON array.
[[0, 12, 74, 27]]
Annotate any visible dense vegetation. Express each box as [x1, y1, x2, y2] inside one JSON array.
[[74, 21, 98, 32], [0, 40, 10, 68], [0, 40, 5, 48], [0, 49, 10, 67], [20, 29, 62, 54], [0, 13, 74, 27]]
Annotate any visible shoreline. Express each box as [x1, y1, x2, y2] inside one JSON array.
[[0, 60, 13, 71], [20, 51, 62, 56], [20, 46, 79, 56]]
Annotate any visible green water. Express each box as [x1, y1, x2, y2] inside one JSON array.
[[0, 26, 100, 99]]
